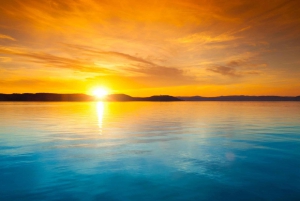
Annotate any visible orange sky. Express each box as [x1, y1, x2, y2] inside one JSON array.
[[0, 0, 300, 96]]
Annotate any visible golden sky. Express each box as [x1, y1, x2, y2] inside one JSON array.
[[0, 0, 300, 96]]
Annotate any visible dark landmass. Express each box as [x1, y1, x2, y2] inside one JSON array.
[[0, 93, 94, 101], [178, 95, 300, 101], [0, 93, 300, 101], [0, 93, 182, 102], [106, 94, 182, 101]]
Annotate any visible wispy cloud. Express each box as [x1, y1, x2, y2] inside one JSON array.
[[175, 32, 239, 44], [207, 66, 239, 77], [0, 0, 300, 95], [206, 58, 265, 77], [63, 43, 196, 82], [63, 43, 157, 66], [0, 46, 110, 74], [0, 43, 197, 89], [0, 56, 11, 62], [0, 34, 15, 41]]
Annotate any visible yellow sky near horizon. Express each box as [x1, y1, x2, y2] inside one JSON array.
[[0, 0, 300, 96]]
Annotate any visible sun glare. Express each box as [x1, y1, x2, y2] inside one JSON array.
[[92, 88, 109, 99]]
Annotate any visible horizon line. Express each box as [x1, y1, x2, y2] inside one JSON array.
[[1, 92, 300, 98]]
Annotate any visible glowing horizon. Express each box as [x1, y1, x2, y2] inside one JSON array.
[[0, 0, 300, 96]]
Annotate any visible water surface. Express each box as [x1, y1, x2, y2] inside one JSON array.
[[0, 102, 300, 200]]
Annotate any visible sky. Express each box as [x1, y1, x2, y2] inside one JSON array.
[[0, 0, 300, 96]]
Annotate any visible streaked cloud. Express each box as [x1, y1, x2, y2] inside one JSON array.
[[0, 46, 110, 74], [0, 56, 11, 62], [0, 34, 15, 41], [207, 66, 239, 77], [175, 33, 239, 44], [0, 0, 299, 95]]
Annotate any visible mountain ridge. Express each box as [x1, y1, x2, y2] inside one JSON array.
[[0, 93, 181, 101], [0, 93, 300, 101], [178, 95, 300, 101]]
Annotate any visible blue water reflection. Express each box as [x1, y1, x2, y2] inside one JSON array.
[[0, 102, 300, 200]]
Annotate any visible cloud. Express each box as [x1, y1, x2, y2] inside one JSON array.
[[0, 34, 15, 41], [175, 32, 239, 44], [0, 0, 300, 95], [206, 58, 264, 77], [127, 64, 184, 76], [207, 66, 239, 77], [88, 71, 197, 90], [63, 43, 197, 83], [226, 60, 243, 67], [0, 56, 11, 62], [63, 43, 157, 66], [0, 44, 197, 88], [0, 46, 110, 74]]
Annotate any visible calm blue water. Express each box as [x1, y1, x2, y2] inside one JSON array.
[[0, 102, 300, 201]]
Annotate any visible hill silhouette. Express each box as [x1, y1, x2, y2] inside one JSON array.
[[178, 95, 300, 101], [0, 93, 300, 101], [0, 93, 182, 102], [106, 94, 182, 101], [0, 93, 94, 101]]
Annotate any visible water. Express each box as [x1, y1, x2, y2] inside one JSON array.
[[0, 102, 300, 201]]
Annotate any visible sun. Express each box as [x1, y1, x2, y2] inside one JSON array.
[[92, 88, 109, 99]]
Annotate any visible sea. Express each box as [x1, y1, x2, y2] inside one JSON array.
[[0, 102, 299, 201]]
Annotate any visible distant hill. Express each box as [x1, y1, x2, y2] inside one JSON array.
[[106, 94, 182, 101], [0, 93, 94, 101], [105, 94, 133, 101], [0, 93, 182, 102], [145, 95, 182, 101], [178, 96, 300, 101], [1, 93, 299, 101]]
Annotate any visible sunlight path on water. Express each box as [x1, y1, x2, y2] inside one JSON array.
[[96, 102, 105, 135]]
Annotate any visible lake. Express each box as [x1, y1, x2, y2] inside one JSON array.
[[0, 102, 300, 200]]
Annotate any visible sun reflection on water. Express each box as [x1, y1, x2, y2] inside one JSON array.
[[96, 101, 105, 135]]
